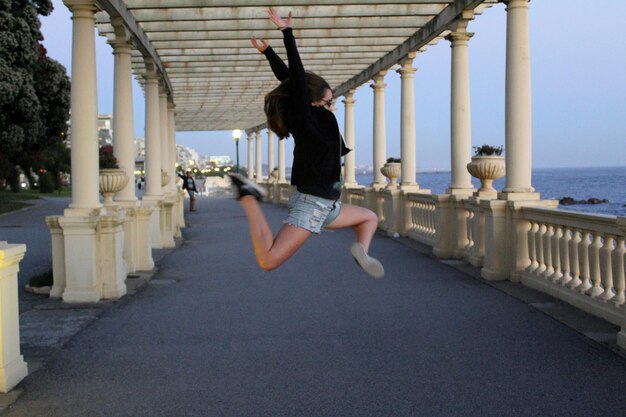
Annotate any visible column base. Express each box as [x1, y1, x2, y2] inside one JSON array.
[[62, 287, 101, 303], [0, 356, 28, 393], [141, 197, 163, 249], [499, 191, 541, 200], [446, 187, 475, 196], [134, 206, 155, 271]]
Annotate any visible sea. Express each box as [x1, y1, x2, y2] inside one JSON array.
[[353, 166, 626, 217]]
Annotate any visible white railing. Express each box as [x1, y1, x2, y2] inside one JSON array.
[[521, 207, 626, 326], [405, 193, 437, 246], [343, 187, 367, 208]]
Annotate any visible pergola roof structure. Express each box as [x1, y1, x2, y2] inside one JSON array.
[[94, 0, 496, 133]]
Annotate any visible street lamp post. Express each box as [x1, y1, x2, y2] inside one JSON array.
[[232, 129, 242, 173]]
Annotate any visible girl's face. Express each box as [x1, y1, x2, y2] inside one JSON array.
[[311, 89, 333, 111]]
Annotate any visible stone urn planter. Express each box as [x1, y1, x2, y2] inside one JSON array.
[[99, 169, 129, 204], [380, 162, 401, 189], [161, 170, 170, 187], [466, 155, 505, 196]]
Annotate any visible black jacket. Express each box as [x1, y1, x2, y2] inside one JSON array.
[[263, 28, 350, 191], [178, 174, 196, 192]]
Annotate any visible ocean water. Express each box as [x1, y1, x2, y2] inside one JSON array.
[[355, 166, 626, 217]]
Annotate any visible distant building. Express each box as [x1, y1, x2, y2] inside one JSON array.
[[97, 114, 113, 146]]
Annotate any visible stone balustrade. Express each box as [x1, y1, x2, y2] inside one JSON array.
[[519, 208, 626, 327], [404, 193, 437, 246], [270, 186, 625, 347]]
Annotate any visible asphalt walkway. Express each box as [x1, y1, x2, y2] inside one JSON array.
[[2, 196, 626, 416]]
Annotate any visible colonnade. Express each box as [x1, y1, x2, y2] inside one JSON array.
[[45, 0, 184, 303]]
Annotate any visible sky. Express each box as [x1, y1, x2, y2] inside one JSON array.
[[40, 0, 626, 170]]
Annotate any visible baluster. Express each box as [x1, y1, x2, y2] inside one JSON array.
[[465, 210, 474, 251], [415, 201, 422, 233], [611, 236, 625, 306], [535, 223, 546, 276], [567, 228, 582, 289], [586, 234, 604, 297], [558, 226, 572, 286], [541, 225, 555, 280], [430, 204, 436, 236], [527, 221, 539, 272], [550, 225, 563, 282], [599, 235, 616, 302], [577, 231, 592, 293]]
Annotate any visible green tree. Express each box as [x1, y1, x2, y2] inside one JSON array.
[[40, 140, 70, 190], [0, 0, 69, 191]]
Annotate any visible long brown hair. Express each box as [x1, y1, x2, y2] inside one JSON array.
[[265, 72, 331, 139]]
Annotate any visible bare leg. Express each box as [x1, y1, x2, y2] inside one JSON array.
[[324, 204, 378, 251], [190, 196, 196, 211], [239, 196, 311, 271]]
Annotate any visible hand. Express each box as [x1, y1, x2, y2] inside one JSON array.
[[268, 7, 292, 30], [250, 36, 269, 53]]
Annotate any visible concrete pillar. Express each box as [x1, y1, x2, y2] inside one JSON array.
[[159, 89, 170, 192], [446, 27, 475, 195], [371, 70, 388, 188], [141, 64, 163, 249], [397, 52, 420, 191], [168, 102, 182, 238], [343, 89, 358, 187], [502, 0, 536, 197], [64, 0, 101, 215], [109, 20, 136, 204], [0, 242, 29, 393], [247, 132, 254, 179], [158, 89, 174, 248], [278, 136, 286, 183], [255, 130, 263, 181], [267, 130, 275, 179]]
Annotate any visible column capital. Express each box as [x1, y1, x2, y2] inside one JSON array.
[[167, 100, 176, 110], [446, 31, 475, 44], [108, 17, 132, 52], [142, 58, 159, 81], [343, 89, 356, 106], [397, 52, 417, 76], [371, 70, 388, 91], [500, 0, 530, 10], [63, 0, 97, 13]]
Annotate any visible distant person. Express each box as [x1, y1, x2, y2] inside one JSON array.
[[227, 8, 383, 279], [178, 170, 197, 212]]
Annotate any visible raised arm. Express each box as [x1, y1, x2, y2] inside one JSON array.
[[267, 8, 310, 121], [251, 37, 289, 81]]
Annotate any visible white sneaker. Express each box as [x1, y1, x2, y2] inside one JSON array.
[[350, 242, 384, 279]]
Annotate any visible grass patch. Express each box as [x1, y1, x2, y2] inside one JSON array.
[[0, 187, 71, 214]]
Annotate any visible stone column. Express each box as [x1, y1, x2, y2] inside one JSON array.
[[159, 89, 175, 248], [446, 27, 475, 195], [278, 136, 286, 183], [109, 20, 136, 204], [397, 52, 420, 191], [247, 132, 254, 179], [51, 0, 102, 303], [0, 242, 28, 393], [343, 89, 358, 188], [267, 130, 275, 178], [141, 63, 163, 249], [502, 0, 537, 198], [168, 102, 182, 238], [64, 0, 101, 215], [109, 19, 147, 273], [371, 71, 387, 188], [255, 130, 263, 181]]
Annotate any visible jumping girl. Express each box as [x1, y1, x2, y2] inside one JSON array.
[[228, 8, 384, 278]]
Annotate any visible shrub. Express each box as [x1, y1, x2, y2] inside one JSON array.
[[39, 171, 55, 193], [99, 145, 119, 169], [473, 144, 503, 156], [386, 157, 401, 163]]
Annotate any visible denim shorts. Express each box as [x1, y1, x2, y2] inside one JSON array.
[[284, 191, 342, 234]]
